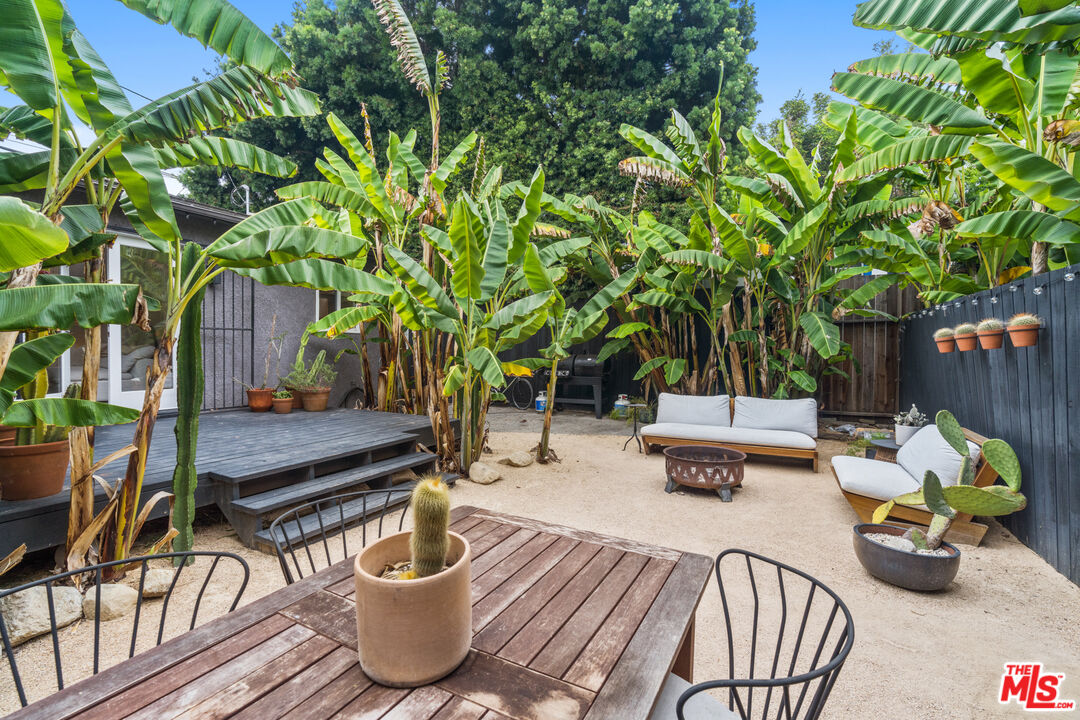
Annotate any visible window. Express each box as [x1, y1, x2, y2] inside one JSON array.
[[315, 291, 362, 333]]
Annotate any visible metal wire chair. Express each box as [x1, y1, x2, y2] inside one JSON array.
[[267, 487, 413, 585], [666, 549, 854, 720], [0, 551, 249, 709]]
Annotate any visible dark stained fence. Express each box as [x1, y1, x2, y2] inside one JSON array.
[[818, 277, 919, 419], [899, 264, 1079, 585]]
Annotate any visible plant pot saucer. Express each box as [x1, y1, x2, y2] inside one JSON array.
[[852, 523, 961, 592]]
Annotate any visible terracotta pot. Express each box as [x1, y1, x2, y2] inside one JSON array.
[[272, 397, 293, 414], [0, 440, 70, 501], [246, 388, 273, 412], [0, 425, 15, 447], [953, 333, 977, 351], [354, 531, 472, 687], [977, 329, 1004, 350], [852, 523, 960, 592], [284, 388, 303, 409], [934, 338, 955, 354], [1007, 326, 1039, 347], [301, 389, 330, 412]]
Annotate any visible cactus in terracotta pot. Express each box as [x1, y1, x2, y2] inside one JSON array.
[[1007, 313, 1041, 347], [874, 410, 1026, 550], [933, 327, 955, 353], [953, 322, 978, 351], [408, 475, 451, 578], [976, 318, 1004, 349]]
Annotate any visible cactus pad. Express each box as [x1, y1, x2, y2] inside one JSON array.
[[981, 438, 1021, 491], [409, 475, 452, 578], [921, 471, 956, 519], [941, 484, 1026, 516], [935, 409, 969, 456]]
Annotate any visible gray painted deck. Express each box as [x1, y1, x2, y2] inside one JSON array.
[[0, 409, 439, 557]]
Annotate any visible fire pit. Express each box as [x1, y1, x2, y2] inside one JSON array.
[[663, 445, 747, 502]]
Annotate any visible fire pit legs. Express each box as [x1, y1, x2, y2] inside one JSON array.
[[665, 477, 677, 494], [718, 482, 732, 502]]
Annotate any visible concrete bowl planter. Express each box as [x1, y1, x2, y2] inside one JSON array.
[[353, 530, 472, 687], [0, 440, 70, 500], [852, 523, 960, 592], [246, 388, 273, 412]]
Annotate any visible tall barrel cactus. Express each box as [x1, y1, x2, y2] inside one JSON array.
[[409, 475, 451, 578], [874, 409, 1026, 550]]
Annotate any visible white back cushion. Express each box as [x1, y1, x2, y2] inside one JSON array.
[[896, 425, 982, 487], [655, 393, 730, 427], [731, 396, 818, 437]]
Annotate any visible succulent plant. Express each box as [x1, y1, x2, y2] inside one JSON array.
[[273, 389, 292, 399], [1008, 312, 1041, 328], [874, 410, 1025, 550], [954, 322, 977, 335], [933, 327, 954, 340], [976, 318, 1003, 332], [408, 475, 452, 578]]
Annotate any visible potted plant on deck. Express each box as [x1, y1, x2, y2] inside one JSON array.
[[893, 404, 927, 446], [272, 390, 293, 414], [976, 318, 1004, 349], [353, 476, 471, 687], [1007, 313, 1041, 347], [242, 317, 285, 412], [933, 327, 955, 353], [852, 410, 1025, 591]]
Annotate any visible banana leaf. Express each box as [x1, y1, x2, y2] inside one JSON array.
[[0, 283, 142, 331], [0, 197, 70, 271]]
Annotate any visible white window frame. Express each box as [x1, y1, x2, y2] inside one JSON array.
[[314, 291, 362, 334]]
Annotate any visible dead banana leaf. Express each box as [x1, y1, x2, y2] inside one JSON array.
[[0, 544, 27, 577]]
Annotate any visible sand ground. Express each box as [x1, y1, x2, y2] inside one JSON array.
[[3, 418, 1079, 718]]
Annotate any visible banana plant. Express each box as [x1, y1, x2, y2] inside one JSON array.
[[521, 243, 636, 462]]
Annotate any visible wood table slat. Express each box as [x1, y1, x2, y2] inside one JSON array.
[[331, 683, 409, 719], [527, 551, 650, 677], [280, 590, 360, 650], [471, 536, 579, 632], [471, 541, 603, 653], [562, 557, 675, 691], [279, 664, 371, 720], [429, 696, 493, 720], [495, 546, 624, 665], [230, 646, 358, 720], [470, 533, 561, 603], [469, 528, 538, 577], [379, 685, 454, 720], [465, 524, 525, 562]]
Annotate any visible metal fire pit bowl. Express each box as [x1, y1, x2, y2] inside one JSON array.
[[663, 444, 747, 502]]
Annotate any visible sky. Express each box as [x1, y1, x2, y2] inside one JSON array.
[[63, 0, 897, 124]]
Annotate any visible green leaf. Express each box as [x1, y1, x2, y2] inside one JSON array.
[[0, 333, 74, 415], [484, 292, 553, 332], [619, 124, 690, 176], [466, 346, 504, 387], [2, 398, 139, 428], [664, 358, 686, 384], [0, 0, 63, 111], [306, 305, 382, 336], [980, 438, 1021, 491], [853, 0, 1080, 46], [941, 484, 1027, 516], [596, 338, 630, 363], [116, 0, 293, 78], [510, 167, 544, 264], [442, 364, 465, 396], [839, 275, 897, 309], [789, 369, 817, 393], [236, 259, 392, 295], [448, 198, 483, 301], [479, 208, 510, 302], [970, 140, 1080, 215], [921, 471, 958, 518], [112, 143, 180, 251], [955, 48, 1033, 117], [0, 283, 142, 331], [798, 311, 842, 359], [156, 136, 297, 177], [935, 409, 969, 456], [210, 226, 365, 268], [848, 52, 961, 86], [662, 249, 730, 273], [633, 356, 668, 381], [0, 196, 69, 271], [384, 245, 457, 319], [1018, 0, 1074, 15], [727, 329, 758, 343], [841, 136, 973, 182], [955, 210, 1080, 246], [206, 198, 319, 253], [431, 132, 478, 193], [610, 322, 652, 339], [832, 72, 993, 131], [777, 202, 829, 256]]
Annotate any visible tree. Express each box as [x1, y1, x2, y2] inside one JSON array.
[[756, 91, 839, 167], [184, 0, 761, 212]]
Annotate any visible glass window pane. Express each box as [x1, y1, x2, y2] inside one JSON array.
[[120, 245, 173, 392]]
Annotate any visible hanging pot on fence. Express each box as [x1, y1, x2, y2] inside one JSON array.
[[977, 330, 1004, 350], [953, 333, 977, 352], [1007, 326, 1040, 348], [934, 338, 955, 354]]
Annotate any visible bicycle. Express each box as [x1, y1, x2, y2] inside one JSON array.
[[498, 373, 536, 410]]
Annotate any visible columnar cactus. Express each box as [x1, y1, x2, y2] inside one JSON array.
[[409, 475, 452, 578], [874, 409, 1026, 549]]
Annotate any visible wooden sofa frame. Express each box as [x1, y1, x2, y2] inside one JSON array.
[[831, 428, 999, 546], [641, 403, 819, 472]]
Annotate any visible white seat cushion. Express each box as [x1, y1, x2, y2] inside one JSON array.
[[649, 673, 739, 720], [896, 425, 982, 488], [656, 393, 731, 427], [732, 396, 818, 438], [641, 423, 816, 450], [832, 455, 921, 501]]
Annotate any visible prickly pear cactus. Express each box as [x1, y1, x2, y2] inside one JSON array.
[[409, 475, 451, 578]]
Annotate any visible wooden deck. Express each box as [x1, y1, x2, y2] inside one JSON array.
[[0, 409, 440, 557]]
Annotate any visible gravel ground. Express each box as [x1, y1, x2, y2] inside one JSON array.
[[3, 423, 1078, 718]]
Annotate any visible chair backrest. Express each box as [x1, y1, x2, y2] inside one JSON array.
[[678, 550, 854, 720], [267, 487, 412, 585], [0, 551, 249, 709]]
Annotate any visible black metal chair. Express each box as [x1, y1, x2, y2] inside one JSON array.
[[651, 549, 855, 720], [267, 487, 413, 585], [0, 551, 249, 709]]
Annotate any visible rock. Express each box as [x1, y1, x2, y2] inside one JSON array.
[[499, 451, 534, 468], [83, 584, 138, 621], [141, 568, 176, 599], [128, 358, 151, 384], [468, 462, 502, 485], [0, 586, 83, 646]]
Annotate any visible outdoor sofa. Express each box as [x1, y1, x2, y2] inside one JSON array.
[[640, 394, 819, 471], [831, 423, 999, 545]]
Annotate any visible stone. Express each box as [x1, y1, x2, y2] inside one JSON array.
[[500, 451, 534, 468], [83, 584, 138, 621], [468, 461, 502, 485], [0, 585, 83, 646], [141, 568, 176, 599], [128, 358, 152, 385]]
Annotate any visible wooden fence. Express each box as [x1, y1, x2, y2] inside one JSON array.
[[898, 264, 1079, 585]]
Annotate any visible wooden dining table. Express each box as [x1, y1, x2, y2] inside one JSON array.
[[13, 506, 713, 720]]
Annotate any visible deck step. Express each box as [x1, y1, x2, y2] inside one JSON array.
[[231, 451, 438, 516], [252, 472, 459, 550], [208, 432, 418, 484]]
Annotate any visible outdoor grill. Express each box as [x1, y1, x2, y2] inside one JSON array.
[[553, 353, 608, 418]]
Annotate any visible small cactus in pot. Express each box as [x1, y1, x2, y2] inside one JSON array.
[[873, 410, 1026, 551], [976, 318, 1004, 349], [953, 322, 978, 351], [1006, 313, 1041, 347], [933, 327, 955, 353], [400, 475, 452, 579]]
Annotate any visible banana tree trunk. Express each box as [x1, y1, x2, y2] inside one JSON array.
[[537, 357, 559, 463], [721, 301, 747, 396], [66, 427, 94, 557]]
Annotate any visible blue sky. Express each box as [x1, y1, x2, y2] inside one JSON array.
[[66, 0, 896, 124]]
